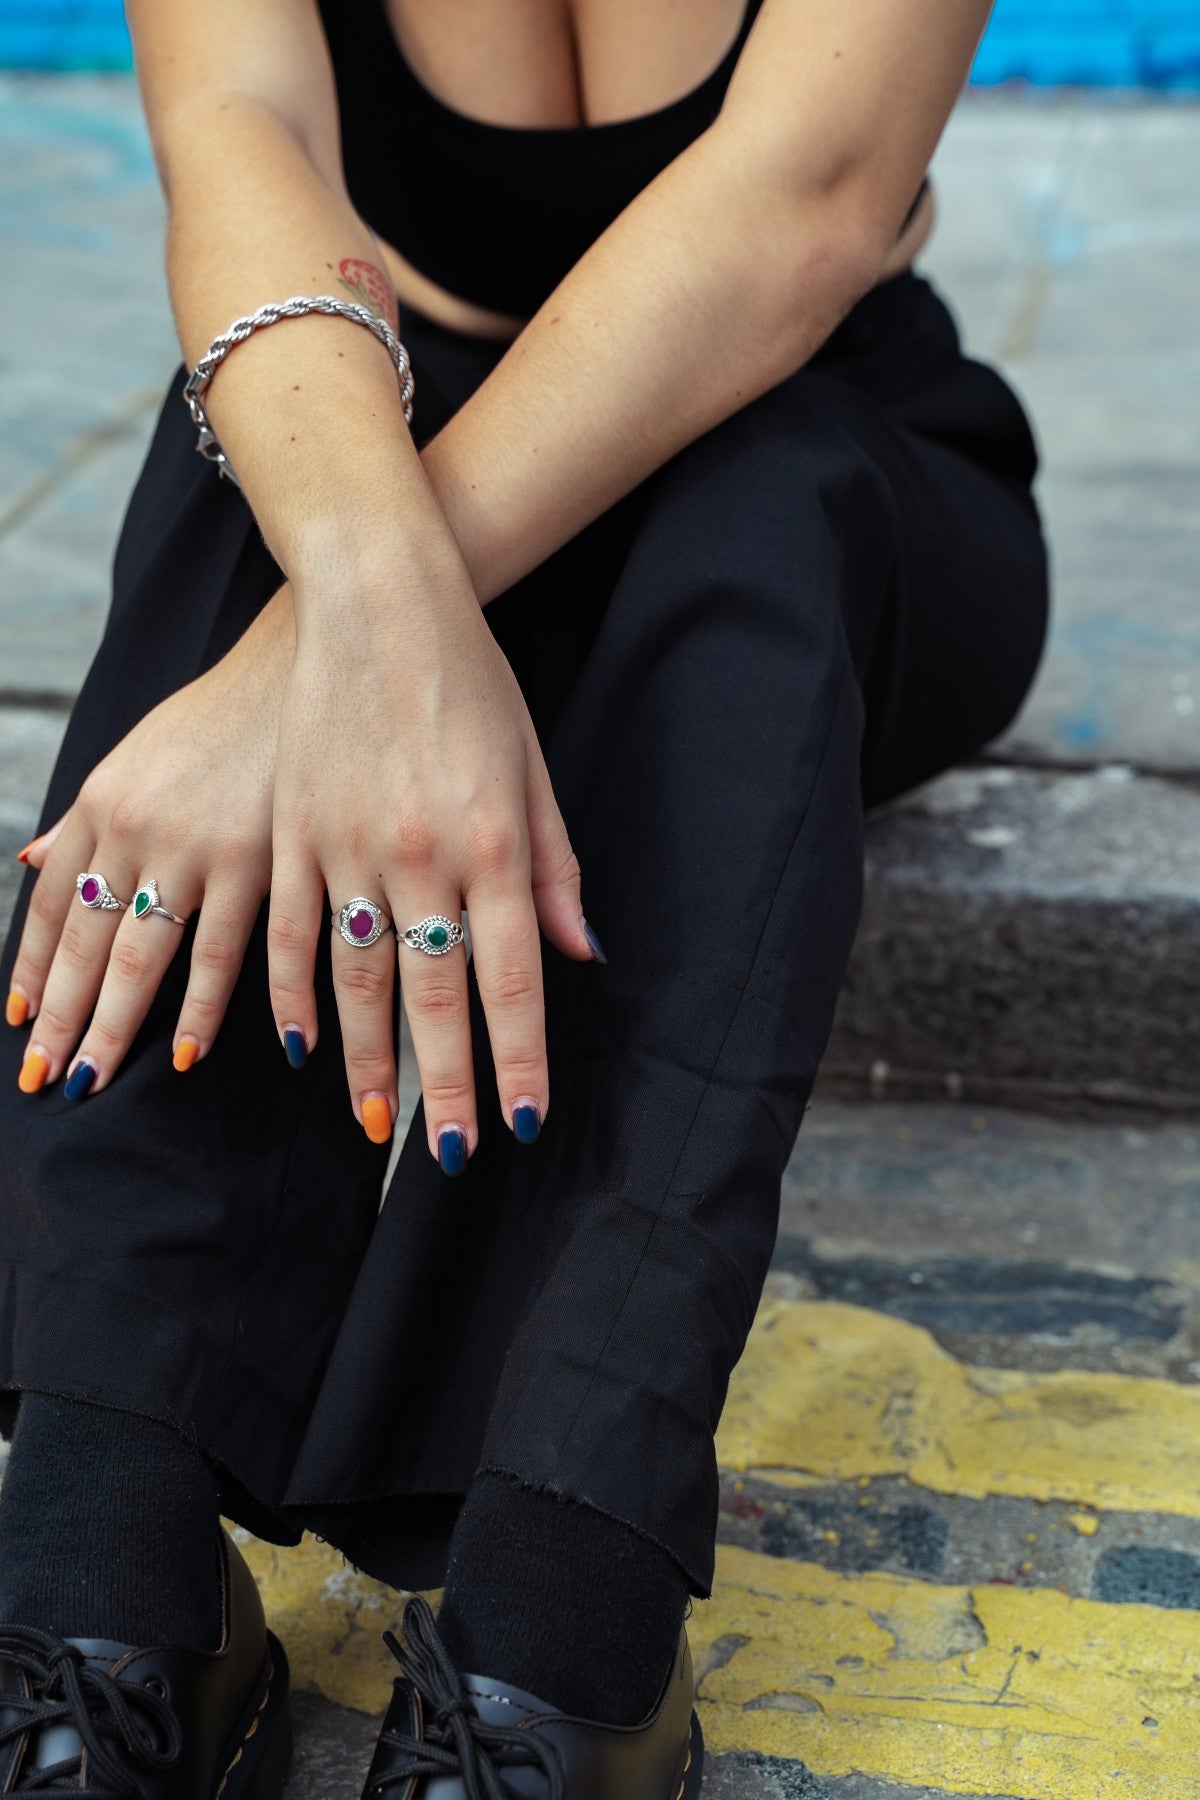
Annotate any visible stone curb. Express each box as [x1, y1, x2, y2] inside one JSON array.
[[2, 711, 1197, 1111], [825, 763, 1200, 1111]]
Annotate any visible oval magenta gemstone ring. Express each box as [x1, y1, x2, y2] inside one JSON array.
[[76, 871, 128, 912], [334, 897, 393, 949]]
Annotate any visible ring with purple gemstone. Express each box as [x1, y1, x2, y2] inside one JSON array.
[[334, 897, 392, 950], [76, 871, 128, 912]]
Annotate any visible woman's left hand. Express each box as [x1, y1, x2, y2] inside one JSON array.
[[7, 586, 294, 1096]]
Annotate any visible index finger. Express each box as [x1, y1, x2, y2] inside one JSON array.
[[464, 882, 547, 1146]]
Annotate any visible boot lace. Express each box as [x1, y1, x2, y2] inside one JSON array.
[[373, 1597, 564, 1800], [0, 1626, 182, 1798]]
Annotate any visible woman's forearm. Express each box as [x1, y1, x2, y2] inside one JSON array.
[[157, 95, 444, 591], [421, 122, 882, 605]]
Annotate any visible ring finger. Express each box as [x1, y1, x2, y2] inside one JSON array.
[[15, 854, 137, 1094], [393, 896, 474, 1176], [66, 870, 197, 1099]]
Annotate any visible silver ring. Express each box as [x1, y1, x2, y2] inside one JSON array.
[[402, 915, 464, 957], [132, 879, 187, 926], [334, 897, 392, 949], [76, 872, 127, 912]]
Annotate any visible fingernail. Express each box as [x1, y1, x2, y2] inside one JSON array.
[[581, 915, 607, 964], [173, 1037, 200, 1073], [18, 1050, 50, 1095], [15, 839, 38, 865], [438, 1127, 468, 1177], [512, 1102, 541, 1145], [63, 1060, 97, 1103], [362, 1095, 393, 1144], [5, 990, 28, 1028], [283, 1027, 307, 1069]]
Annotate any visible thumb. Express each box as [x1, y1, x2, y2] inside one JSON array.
[[526, 753, 604, 965], [18, 811, 69, 870]]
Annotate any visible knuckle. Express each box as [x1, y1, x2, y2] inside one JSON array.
[[110, 939, 151, 986], [267, 912, 312, 959], [34, 997, 79, 1042], [27, 879, 65, 932], [190, 934, 242, 979], [87, 1015, 126, 1056], [466, 818, 523, 877], [406, 978, 464, 1023], [420, 1071, 474, 1109], [498, 1047, 545, 1085], [337, 960, 392, 1006], [486, 965, 540, 1008], [183, 989, 225, 1027], [55, 923, 96, 976], [107, 791, 152, 845], [392, 814, 437, 870]]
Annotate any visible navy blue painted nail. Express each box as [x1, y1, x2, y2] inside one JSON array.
[[513, 1103, 541, 1145], [581, 916, 607, 965], [63, 1061, 96, 1103], [284, 1028, 307, 1069], [438, 1128, 468, 1177]]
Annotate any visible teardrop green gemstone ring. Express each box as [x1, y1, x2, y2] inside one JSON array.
[[131, 879, 187, 926]]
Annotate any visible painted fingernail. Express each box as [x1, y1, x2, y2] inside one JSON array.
[[63, 1060, 97, 1103], [438, 1127, 468, 1177], [362, 1095, 393, 1144], [581, 916, 607, 964], [5, 990, 29, 1028], [17, 1049, 50, 1095], [512, 1102, 541, 1145], [173, 1037, 200, 1073], [283, 1027, 307, 1070], [15, 839, 38, 865]]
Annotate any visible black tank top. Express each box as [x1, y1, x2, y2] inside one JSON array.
[[319, 0, 923, 318]]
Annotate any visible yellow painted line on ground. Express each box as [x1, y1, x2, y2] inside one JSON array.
[[693, 1544, 1200, 1799], [717, 1297, 1200, 1516], [237, 1530, 1200, 1797]]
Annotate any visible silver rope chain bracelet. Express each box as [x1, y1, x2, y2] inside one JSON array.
[[182, 294, 416, 488]]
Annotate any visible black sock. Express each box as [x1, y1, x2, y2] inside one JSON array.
[[436, 1471, 689, 1726], [0, 1394, 221, 1651]]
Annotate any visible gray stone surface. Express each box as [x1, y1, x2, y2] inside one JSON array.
[[825, 764, 1200, 1108]]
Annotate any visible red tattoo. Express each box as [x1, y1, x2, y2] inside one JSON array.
[[337, 258, 398, 330]]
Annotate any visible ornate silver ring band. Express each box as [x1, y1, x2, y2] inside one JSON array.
[[76, 872, 128, 912], [334, 898, 393, 949], [132, 879, 187, 926], [402, 915, 464, 957]]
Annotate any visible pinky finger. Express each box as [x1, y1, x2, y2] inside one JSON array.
[[172, 886, 263, 1073]]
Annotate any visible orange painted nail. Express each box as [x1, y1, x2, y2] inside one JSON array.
[[17, 1051, 49, 1094], [5, 991, 28, 1028], [361, 1096, 393, 1144], [16, 840, 37, 865], [173, 1037, 200, 1073]]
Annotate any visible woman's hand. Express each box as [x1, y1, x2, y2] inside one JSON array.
[[8, 586, 294, 1097], [268, 535, 599, 1168]]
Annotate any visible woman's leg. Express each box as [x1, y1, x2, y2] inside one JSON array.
[[400, 353, 1047, 1719]]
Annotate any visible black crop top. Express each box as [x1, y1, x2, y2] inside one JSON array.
[[319, 0, 923, 318]]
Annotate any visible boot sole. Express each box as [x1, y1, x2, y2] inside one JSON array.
[[676, 1709, 704, 1799], [215, 1632, 293, 1800]]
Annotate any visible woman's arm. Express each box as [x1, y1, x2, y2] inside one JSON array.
[[424, 0, 993, 601], [126, 0, 445, 588]]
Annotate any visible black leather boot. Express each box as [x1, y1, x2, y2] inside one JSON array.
[[0, 1531, 290, 1799], [362, 1597, 702, 1799]]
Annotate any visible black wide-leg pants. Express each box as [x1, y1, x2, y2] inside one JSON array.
[[0, 272, 1048, 1595]]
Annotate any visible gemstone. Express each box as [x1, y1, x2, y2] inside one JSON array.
[[134, 889, 152, 917], [426, 923, 449, 949], [349, 907, 375, 940], [80, 877, 100, 906]]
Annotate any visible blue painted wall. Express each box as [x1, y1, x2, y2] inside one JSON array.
[[2, 0, 1199, 85]]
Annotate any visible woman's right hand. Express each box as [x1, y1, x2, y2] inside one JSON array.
[[268, 529, 601, 1168]]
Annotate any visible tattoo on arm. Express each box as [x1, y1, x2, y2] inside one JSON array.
[[335, 257, 398, 331]]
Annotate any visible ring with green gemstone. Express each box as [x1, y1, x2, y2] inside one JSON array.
[[131, 878, 187, 926], [401, 914, 464, 957]]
